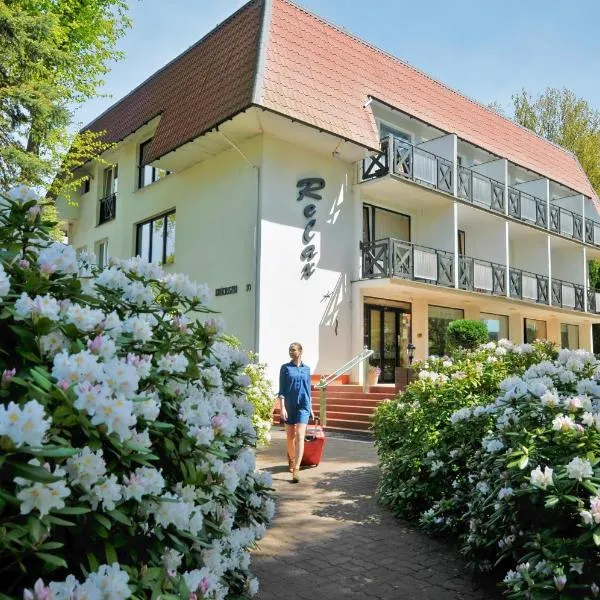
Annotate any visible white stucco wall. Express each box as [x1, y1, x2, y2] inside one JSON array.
[[509, 231, 549, 275], [63, 135, 262, 349], [258, 136, 355, 383], [550, 243, 585, 284]]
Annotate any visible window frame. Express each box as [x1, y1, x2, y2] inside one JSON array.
[[524, 318, 547, 343], [428, 304, 464, 357], [560, 323, 579, 349], [480, 312, 509, 342], [138, 139, 170, 189], [95, 239, 108, 270], [457, 230, 466, 256], [135, 210, 176, 265], [378, 120, 414, 144], [363, 203, 411, 245]]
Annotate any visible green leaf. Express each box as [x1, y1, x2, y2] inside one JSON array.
[[105, 542, 118, 564], [108, 509, 132, 526], [30, 367, 53, 391], [25, 445, 79, 458], [28, 516, 43, 543], [55, 506, 91, 515], [10, 461, 62, 483], [35, 552, 68, 569], [518, 455, 529, 469], [594, 530, 600, 546], [40, 541, 64, 550], [94, 513, 112, 530], [44, 515, 75, 527], [544, 495, 560, 508], [87, 552, 99, 572]]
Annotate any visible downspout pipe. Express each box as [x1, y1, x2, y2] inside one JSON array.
[[217, 130, 261, 354]]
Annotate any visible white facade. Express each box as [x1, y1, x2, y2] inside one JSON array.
[[59, 105, 600, 386]]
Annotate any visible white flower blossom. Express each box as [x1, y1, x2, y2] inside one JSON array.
[[530, 465, 554, 489], [566, 457, 593, 481], [0, 400, 51, 447]]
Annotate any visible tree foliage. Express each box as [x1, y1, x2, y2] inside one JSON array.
[[512, 87, 600, 196], [0, 0, 131, 196]]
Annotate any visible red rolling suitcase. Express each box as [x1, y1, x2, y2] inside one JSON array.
[[301, 417, 326, 467]]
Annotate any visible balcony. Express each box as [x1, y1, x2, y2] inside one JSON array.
[[358, 139, 594, 246], [457, 166, 505, 214], [508, 187, 547, 228], [360, 237, 589, 313], [98, 193, 116, 225], [361, 238, 454, 287], [360, 136, 453, 195]]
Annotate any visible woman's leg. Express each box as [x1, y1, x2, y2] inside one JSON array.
[[285, 424, 296, 469], [294, 423, 307, 470]]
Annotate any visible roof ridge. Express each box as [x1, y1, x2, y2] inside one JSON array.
[[81, 0, 262, 134], [277, 0, 585, 168]]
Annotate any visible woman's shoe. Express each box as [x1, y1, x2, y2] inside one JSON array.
[[288, 456, 294, 473], [292, 468, 300, 483]]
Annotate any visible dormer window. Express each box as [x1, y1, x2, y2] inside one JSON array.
[[138, 139, 170, 188], [380, 123, 412, 144]]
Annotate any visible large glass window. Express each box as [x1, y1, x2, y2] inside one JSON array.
[[561, 323, 579, 349], [102, 165, 118, 197], [380, 123, 411, 143], [95, 240, 108, 270], [363, 204, 410, 244], [481, 312, 509, 342], [524, 318, 547, 343], [428, 305, 464, 357], [138, 139, 170, 188], [136, 212, 176, 264]]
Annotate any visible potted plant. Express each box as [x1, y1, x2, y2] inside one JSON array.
[[367, 364, 381, 385]]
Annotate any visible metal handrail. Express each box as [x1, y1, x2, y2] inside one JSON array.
[[314, 346, 374, 426]]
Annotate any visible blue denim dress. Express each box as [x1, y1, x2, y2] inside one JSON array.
[[278, 362, 311, 424]]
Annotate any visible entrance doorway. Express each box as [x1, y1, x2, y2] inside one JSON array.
[[364, 301, 412, 383]]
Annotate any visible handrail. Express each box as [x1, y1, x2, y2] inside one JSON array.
[[314, 346, 374, 427], [316, 346, 374, 389]]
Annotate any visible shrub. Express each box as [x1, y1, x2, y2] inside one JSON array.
[[244, 356, 274, 446], [373, 340, 555, 519], [0, 189, 273, 600], [375, 338, 600, 597], [446, 319, 489, 352]]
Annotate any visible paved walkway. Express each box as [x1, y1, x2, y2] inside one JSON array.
[[252, 429, 499, 600]]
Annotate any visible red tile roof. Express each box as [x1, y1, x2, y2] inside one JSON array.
[[84, 0, 596, 200], [84, 0, 263, 164], [261, 0, 596, 199]]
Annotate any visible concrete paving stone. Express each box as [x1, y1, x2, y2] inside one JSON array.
[[252, 430, 500, 600]]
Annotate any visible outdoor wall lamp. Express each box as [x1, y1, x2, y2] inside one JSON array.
[[407, 343, 416, 365]]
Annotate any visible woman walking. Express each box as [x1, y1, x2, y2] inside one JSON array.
[[277, 342, 312, 483]]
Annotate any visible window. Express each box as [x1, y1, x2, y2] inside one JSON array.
[[561, 323, 579, 349], [136, 212, 176, 264], [102, 165, 118, 197], [138, 139, 170, 188], [457, 230, 466, 256], [95, 240, 108, 270], [428, 305, 464, 357], [524, 318, 547, 343], [481, 312, 509, 342], [380, 123, 412, 143], [363, 204, 410, 244], [81, 178, 90, 194]]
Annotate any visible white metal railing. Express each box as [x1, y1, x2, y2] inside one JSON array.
[[560, 211, 574, 237], [473, 175, 492, 207], [522, 274, 538, 300], [414, 248, 438, 280], [521, 195, 537, 222], [474, 262, 493, 291], [315, 346, 374, 426], [594, 224, 600, 245], [413, 149, 436, 185], [562, 284, 576, 308]]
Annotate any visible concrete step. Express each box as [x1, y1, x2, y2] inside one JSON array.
[[311, 391, 393, 400], [313, 384, 396, 394], [311, 403, 377, 415]]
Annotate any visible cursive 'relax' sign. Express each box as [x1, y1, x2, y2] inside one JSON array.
[[297, 177, 325, 280]]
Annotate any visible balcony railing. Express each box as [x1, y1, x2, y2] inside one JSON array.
[[361, 238, 454, 287], [508, 187, 547, 228], [360, 136, 453, 195], [508, 268, 549, 305], [458, 256, 506, 297], [98, 193, 116, 225], [550, 205, 583, 241], [551, 278, 585, 312], [587, 289, 600, 314], [585, 218, 600, 247], [457, 166, 504, 214]]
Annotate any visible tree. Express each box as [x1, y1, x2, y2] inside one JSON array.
[[0, 0, 131, 197], [511, 88, 600, 196]]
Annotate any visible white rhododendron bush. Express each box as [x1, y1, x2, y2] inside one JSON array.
[[376, 340, 600, 598], [0, 190, 273, 600]]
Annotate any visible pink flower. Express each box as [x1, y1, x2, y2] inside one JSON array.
[[2, 368, 16, 388], [19, 259, 30, 269], [87, 335, 104, 353], [58, 379, 70, 390]]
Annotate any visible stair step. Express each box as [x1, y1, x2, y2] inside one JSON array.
[[313, 384, 395, 393], [322, 418, 371, 431], [311, 391, 393, 400]]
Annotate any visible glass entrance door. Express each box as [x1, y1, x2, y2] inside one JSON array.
[[364, 303, 412, 383]]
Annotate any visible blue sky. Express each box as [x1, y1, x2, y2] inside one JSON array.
[[73, 0, 600, 129]]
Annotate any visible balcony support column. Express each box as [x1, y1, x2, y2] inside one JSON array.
[[453, 201, 459, 289], [583, 246, 589, 313], [504, 222, 510, 298], [547, 236, 553, 307]]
